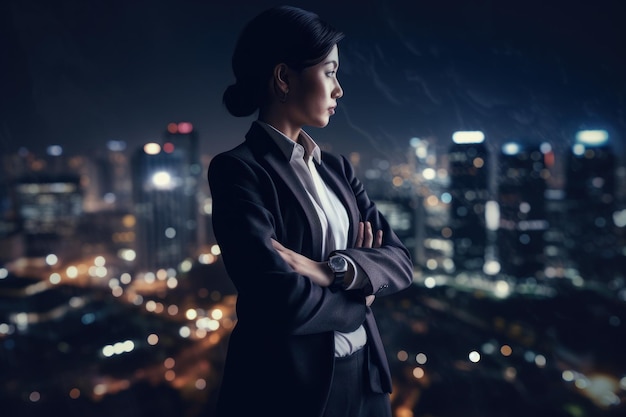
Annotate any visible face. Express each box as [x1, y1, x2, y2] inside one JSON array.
[[285, 44, 343, 128]]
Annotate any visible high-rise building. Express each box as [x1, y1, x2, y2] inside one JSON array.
[[447, 131, 490, 272], [564, 129, 618, 281], [408, 137, 453, 273], [13, 173, 83, 257], [359, 152, 420, 262], [165, 122, 199, 168], [93, 140, 133, 210], [131, 140, 197, 271], [164, 122, 202, 247], [497, 141, 551, 279]]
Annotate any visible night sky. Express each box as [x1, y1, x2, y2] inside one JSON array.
[[2, 0, 625, 161]]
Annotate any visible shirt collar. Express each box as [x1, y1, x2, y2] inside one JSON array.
[[255, 120, 321, 164]]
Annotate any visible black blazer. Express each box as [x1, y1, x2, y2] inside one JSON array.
[[208, 122, 413, 417]]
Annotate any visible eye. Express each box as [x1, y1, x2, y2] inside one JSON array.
[[325, 71, 336, 77]]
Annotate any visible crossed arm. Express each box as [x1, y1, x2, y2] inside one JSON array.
[[271, 221, 382, 306]]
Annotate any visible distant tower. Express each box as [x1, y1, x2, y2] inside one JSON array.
[[164, 122, 201, 247], [409, 136, 453, 273], [165, 122, 199, 168], [448, 131, 490, 272], [94, 140, 133, 210], [14, 173, 83, 257], [564, 129, 618, 281], [131, 141, 196, 271], [497, 141, 551, 279], [360, 151, 420, 264]]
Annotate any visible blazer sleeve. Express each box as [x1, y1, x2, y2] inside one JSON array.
[[208, 152, 368, 336], [330, 154, 414, 297]]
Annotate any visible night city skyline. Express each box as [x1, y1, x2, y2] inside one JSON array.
[[2, 1, 626, 417]]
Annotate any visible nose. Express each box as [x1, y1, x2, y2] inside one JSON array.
[[333, 79, 343, 99]]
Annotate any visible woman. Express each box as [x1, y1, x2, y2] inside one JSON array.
[[207, 5, 413, 417]]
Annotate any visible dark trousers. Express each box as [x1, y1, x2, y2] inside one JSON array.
[[323, 347, 392, 417]]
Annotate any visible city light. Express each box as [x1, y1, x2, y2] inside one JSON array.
[[422, 167, 436, 180], [106, 140, 127, 151], [144, 142, 161, 155], [485, 201, 499, 231], [163, 142, 175, 153], [167, 121, 194, 134], [575, 129, 609, 146], [45, 254, 58, 266], [452, 130, 485, 144], [178, 122, 193, 134], [46, 145, 63, 156], [152, 171, 173, 189], [502, 142, 521, 155], [102, 340, 135, 357]]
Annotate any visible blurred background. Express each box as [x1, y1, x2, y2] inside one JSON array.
[[1, 0, 625, 416]]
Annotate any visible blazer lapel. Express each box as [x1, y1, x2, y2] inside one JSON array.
[[245, 124, 323, 260]]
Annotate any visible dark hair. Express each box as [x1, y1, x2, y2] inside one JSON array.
[[223, 5, 344, 117]]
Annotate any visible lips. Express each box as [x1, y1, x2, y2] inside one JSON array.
[[329, 106, 336, 115]]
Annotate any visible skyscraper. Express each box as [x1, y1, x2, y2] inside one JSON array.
[[131, 140, 197, 271], [409, 136, 453, 273], [564, 129, 618, 281], [14, 173, 83, 257], [447, 131, 490, 272], [164, 122, 202, 248], [497, 141, 551, 279], [93, 140, 132, 210]]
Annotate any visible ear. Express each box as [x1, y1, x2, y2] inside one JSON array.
[[273, 63, 289, 94]]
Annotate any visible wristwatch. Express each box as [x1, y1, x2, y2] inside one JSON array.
[[328, 254, 349, 289]]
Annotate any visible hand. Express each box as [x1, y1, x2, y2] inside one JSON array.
[[355, 221, 382, 249], [271, 239, 333, 287], [356, 222, 382, 307]]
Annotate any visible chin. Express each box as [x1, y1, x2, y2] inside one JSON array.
[[315, 118, 330, 128]]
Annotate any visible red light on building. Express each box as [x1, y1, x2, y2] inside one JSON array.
[[178, 122, 193, 134], [163, 142, 175, 153], [167, 123, 178, 134], [544, 151, 555, 168]]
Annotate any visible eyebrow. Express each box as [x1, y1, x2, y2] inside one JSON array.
[[324, 60, 338, 68]]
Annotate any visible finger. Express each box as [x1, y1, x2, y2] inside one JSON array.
[[365, 295, 375, 306], [271, 238, 284, 251], [355, 221, 364, 248], [271, 240, 296, 267], [363, 221, 373, 248], [271, 239, 292, 257], [374, 229, 383, 248]]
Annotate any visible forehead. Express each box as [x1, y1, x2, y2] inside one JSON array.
[[323, 44, 339, 64]]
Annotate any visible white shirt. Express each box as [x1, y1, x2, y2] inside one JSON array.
[[257, 121, 367, 357]]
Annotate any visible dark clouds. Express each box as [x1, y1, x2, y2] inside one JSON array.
[[2, 0, 624, 160]]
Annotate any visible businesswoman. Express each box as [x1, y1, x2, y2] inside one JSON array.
[[207, 6, 414, 417]]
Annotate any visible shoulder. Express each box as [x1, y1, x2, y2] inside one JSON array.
[[211, 142, 252, 164], [207, 142, 255, 182], [208, 137, 280, 190]]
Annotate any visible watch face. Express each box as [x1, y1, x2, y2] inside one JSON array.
[[329, 256, 348, 272]]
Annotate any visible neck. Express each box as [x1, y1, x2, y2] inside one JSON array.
[[258, 109, 301, 142]]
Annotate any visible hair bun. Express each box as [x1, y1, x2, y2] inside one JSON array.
[[222, 83, 258, 117]]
